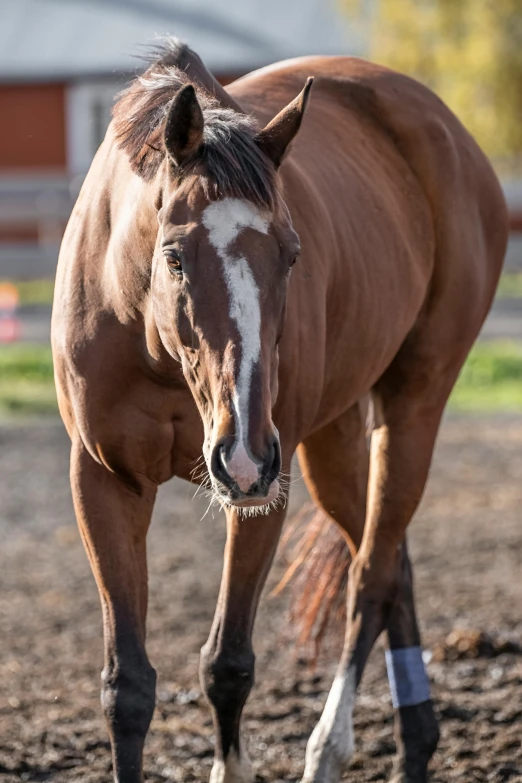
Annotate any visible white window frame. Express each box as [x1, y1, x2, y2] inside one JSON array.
[[66, 80, 126, 176]]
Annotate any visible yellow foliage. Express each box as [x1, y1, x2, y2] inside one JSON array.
[[341, 0, 522, 164]]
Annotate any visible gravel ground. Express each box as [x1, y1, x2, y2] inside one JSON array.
[[0, 415, 521, 782]]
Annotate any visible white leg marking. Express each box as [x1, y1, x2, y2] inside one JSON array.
[[209, 743, 254, 783], [203, 199, 270, 488], [301, 668, 356, 783]]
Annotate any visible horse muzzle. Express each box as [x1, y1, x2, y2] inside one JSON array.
[[209, 435, 281, 507]]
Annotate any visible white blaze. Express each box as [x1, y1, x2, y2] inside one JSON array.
[[203, 198, 270, 492]]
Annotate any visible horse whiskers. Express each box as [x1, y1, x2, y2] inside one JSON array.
[[192, 458, 291, 520], [200, 496, 216, 521], [193, 481, 211, 502], [210, 482, 288, 519], [277, 468, 303, 490], [190, 460, 215, 508], [191, 470, 209, 485], [189, 456, 207, 479], [199, 482, 224, 521], [191, 467, 210, 484], [195, 480, 215, 504]]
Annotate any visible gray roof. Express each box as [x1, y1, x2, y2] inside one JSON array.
[[0, 0, 363, 82]]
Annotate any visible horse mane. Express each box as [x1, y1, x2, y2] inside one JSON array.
[[112, 39, 277, 209]]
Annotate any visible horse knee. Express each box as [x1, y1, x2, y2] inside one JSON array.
[[200, 645, 255, 716], [101, 656, 156, 739]]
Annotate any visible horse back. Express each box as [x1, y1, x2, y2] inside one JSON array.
[[231, 55, 507, 295]]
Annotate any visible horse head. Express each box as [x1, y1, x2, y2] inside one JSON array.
[[118, 76, 312, 511]]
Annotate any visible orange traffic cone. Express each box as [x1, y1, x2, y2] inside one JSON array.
[[0, 282, 21, 343]]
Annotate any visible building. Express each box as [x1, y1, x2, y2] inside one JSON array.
[[1, 0, 520, 279], [0, 0, 360, 278]]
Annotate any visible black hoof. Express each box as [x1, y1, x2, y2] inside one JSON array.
[[389, 701, 439, 783]]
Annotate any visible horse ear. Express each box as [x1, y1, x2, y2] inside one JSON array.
[[164, 84, 204, 166], [255, 77, 313, 168]]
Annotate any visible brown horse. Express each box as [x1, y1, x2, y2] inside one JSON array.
[[51, 40, 507, 783]]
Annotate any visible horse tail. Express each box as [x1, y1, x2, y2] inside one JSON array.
[[276, 398, 373, 659], [275, 505, 351, 661]]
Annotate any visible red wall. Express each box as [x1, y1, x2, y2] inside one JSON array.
[[0, 83, 66, 170]]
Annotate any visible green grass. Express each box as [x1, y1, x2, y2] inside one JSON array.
[[1, 340, 522, 418], [496, 273, 522, 299], [1, 270, 522, 307], [0, 272, 519, 306], [450, 341, 522, 411], [0, 344, 57, 416], [0, 279, 54, 307]]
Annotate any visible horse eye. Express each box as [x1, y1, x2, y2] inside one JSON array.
[[164, 248, 183, 276]]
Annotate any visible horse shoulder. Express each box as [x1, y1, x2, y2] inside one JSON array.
[[53, 137, 186, 488]]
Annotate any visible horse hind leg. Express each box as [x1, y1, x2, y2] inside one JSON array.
[[296, 372, 458, 782], [386, 542, 439, 783], [295, 403, 368, 781]]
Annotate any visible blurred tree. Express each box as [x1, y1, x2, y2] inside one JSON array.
[[342, 0, 522, 164]]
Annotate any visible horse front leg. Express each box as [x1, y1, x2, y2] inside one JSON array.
[[200, 504, 287, 782], [70, 438, 157, 783]]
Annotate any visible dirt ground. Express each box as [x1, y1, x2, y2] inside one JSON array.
[[0, 415, 521, 783]]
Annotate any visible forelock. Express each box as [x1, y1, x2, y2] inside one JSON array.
[[112, 44, 278, 210], [195, 109, 277, 209]]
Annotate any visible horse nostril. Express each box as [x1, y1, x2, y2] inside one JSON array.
[[265, 437, 281, 483], [209, 436, 280, 498], [210, 440, 233, 489], [219, 444, 227, 471]]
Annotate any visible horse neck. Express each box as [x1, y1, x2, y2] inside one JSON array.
[[93, 141, 160, 322]]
